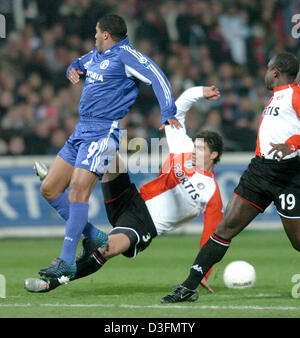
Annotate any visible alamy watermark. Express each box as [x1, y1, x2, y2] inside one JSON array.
[[0, 13, 6, 38], [291, 14, 300, 38], [291, 274, 300, 298], [0, 274, 6, 298], [92, 132, 205, 174]]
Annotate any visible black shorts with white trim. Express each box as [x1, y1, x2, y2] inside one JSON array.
[[101, 173, 157, 258], [234, 156, 300, 218]]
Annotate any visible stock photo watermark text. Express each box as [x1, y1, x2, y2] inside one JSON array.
[[0, 275, 6, 298], [0, 13, 6, 38]]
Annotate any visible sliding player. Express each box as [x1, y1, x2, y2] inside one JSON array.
[[25, 86, 223, 301]]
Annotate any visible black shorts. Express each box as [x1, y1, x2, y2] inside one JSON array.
[[101, 174, 157, 258], [234, 156, 300, 218]]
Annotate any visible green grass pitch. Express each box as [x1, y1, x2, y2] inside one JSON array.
[[0, 229, 300, 318]]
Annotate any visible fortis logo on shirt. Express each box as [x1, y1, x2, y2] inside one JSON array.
[[173, 164, 200, 200], [263, 106, 280, 116]]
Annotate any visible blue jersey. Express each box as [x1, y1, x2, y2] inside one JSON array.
[[66, 36, 177, 125]]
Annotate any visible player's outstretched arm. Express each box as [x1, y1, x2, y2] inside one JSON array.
[[268, 142, 291, 161], [163, 85, 221, 154], [203, 85, 220, 101], [67, 67, 84, 84], [65, 48, 96, 83], [268, 135, 300, 161], [119, 46, 179, 128], [159, 118, 182, 131], [175, 85, 220, 121]]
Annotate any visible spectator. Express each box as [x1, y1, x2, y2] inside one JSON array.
[[218, 5, 251, 65], [7, 136, 26, 155], [200, 109, 223, 135], [0, 0, 298, 155], [0, 139, 8, 155], [46, 128, 67, 155]]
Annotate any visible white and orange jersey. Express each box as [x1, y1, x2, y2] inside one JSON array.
[[256, 82, 300, 159], [139, 87, 223, 236]]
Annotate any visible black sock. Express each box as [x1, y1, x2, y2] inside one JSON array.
[[182, 233, 231, 290], [73, 250, 107, 280]]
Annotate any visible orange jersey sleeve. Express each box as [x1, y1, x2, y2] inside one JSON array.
[[286, 87, 300, 152], [292, 86, 300, 118], [285, 134, 300, 153]]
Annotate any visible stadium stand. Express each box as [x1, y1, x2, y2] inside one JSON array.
[[0, 0, 299, 155]]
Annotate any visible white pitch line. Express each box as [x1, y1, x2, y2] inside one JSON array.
[[120, 304, 299, 310], [0, 303, 299, 311], [209, 293, 285, 298], [7, 293, 282, 299], [42, 303, 116, 308], [0, 304, 32, 307]]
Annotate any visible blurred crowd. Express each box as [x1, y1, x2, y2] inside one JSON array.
[[0, 0, 300, 155]]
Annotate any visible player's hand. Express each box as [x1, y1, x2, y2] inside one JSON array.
[[159, 118, 183, 131], [268, 142, 291, 162], [203, 85, 220, 100], [68, 68, 84, 84], [200, 278, 214, 293]]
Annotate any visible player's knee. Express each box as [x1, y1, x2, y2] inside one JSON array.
[[68, 182, 88, 203], [40, 180, 56, 201], [215, 217, 240, 240]]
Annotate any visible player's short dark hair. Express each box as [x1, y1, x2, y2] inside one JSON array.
[[97, 14, 127, 42], [195, 130, 223, 164], [273, 52, 299, 79]]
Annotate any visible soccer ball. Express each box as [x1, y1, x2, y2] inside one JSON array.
[[223, 260, 256, 289]]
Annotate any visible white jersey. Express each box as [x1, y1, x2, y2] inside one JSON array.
[[256, 82, 300, 159], [139, 87, 223, 236]]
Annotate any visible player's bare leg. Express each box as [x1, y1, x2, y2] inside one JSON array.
[[98, 233, 130, 258], [38, 152, 125, 279], [68, 167, 99, 203], [161, 194, 260, 303], [215, 194, 261, 240], [35, 159, 108, 265], [39, 165, 105, 281], [25, 233, 131, 293], [25, 154, 133, 293], [200, 195, 260, 293], [71, 153, 126, 267], [280, 216, 300, 251], [40, 155, 74, 201]]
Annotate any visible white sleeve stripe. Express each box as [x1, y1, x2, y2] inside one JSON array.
[[124, 64, 152, 84], [121, 45, 145, 62], [121, 45, 172, 106], [123, 46, 171, 101], [121, 45, 145, 63], [148, 64, 170, 104], [148, 63, 172, 106]]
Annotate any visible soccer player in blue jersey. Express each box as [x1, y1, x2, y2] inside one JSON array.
[[38, 14, 180, 280]]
